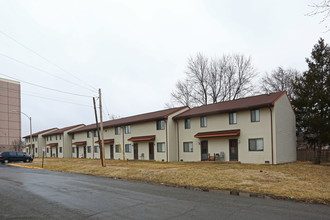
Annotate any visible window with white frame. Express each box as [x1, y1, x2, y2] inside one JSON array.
[[185, 118, 191, 129], [94, 130, 98, 137], [94, 145, 99, 153], [50, 136, 52, 141], [249, 138, 264, 151], [56, 135, 58, 140], [115, 127, 121, 135], [125, 144, 131, 153], [200, 116, 207, 127], [229, 112, 237, 124], [59, 147, 62, 153], [156, 120, 165, 130], [87, 131, 91, 138], [183, 142, 193, 152], [157, 142, 165, 152], [115, 144, 121, 153], [87, 146, 91, 153], [125, 125, 131, 134], [251, 109, 260, 122], [71, 133, 75, 140], [72, 147, 75, 153]]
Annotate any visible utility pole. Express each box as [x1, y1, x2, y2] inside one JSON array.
[[93, 97, 104, 167], [98, 89, 106, 167]]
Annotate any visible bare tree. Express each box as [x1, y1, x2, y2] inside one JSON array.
[[308, 0, 330, 31], [171, 79, 194, 107], [261, 67, 299, 100], [169, 53, 257, 107], [109, 114, 121, 120], [186, 53, 209, 105], [12, 139, 24, 152], [226, 54, 257, 100]]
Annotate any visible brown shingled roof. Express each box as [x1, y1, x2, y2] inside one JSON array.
[[173, 91, 287, 120], [69, 107, 187, 134], [43, 124, 85, 136], [23, 128, 58, 138]]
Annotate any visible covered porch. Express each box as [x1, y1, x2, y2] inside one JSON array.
[[194, 129, 240, 161]]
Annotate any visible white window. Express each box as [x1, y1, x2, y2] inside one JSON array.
[[71, 133, 75, 140], [185, 118, 191, 129], [183, 142, 193, 152], [229, 112, 237, 124], [249, 138, 264, 151], [200, 116, 207, 127], [115, 144, 121, 153], [87, 146, 91, 153], [157, 142, 165, 152], [72, 147, 75, 153], [94, 130, 98, 137], [115, 127, 121, 135], [125, 144, 132, 153], [94, 145, 99, 153], [125, 125, 131, 134], [156, 120, 165, 130], [251, 109, 260, 122], [59, 147, 62, 153]]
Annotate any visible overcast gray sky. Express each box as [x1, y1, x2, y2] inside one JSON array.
[[0, 0, 328, 137]]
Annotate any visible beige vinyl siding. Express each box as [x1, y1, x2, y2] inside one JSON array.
[[273, 94, 296, 164], [178, 108, 272, 164]]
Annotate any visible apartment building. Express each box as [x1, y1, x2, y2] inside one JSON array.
[[173, 91, 296, 164], [69, 107, 189, 161], [43, 124, 85, 158], [23, 128, 58, 157], [30, 91, 296, 164], [0, 77, 21, 152]]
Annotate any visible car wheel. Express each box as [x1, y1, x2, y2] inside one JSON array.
[[4, 159, 9, 164], [25, 159, 30, 163]]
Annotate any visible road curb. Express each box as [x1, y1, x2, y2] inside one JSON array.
[[8, 163, 44, 170]]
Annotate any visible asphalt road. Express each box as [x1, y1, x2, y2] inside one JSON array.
[[0, 163, 329, 220]]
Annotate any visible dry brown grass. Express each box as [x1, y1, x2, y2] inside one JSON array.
[[24, 158, 330, 205]]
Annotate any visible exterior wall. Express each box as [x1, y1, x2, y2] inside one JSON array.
[[177, 108, 273, 164], [71, 131, 98, 159], [167, 107, 189, 162], [0, 78, 21, 152], [273, 95, 296, 164], [44, 125, 84, 158], [113, 121, 167, 161], [45, 134, 64, 158], [24, 128, 57, 157]]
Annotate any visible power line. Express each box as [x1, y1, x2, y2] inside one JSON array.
[[0, 52, 97, 94], [22, 92, 94, 108], [0, 72, 93, 98], [0, 29, 98, 92]]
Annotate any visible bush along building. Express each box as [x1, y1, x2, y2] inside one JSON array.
[[25, 91, 296, 164]]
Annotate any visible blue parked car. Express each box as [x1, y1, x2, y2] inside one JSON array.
[[0, 151, 33, 163]]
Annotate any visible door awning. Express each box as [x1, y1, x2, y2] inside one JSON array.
[[72, 141, 87, 146], [26, 144, 35, 147], [128, 135, 156, 142], [47, 143, 58, 147], [194, 129, 240, 138], [95, 139, 114, 144]]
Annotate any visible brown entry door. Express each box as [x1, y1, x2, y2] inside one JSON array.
[[134, 143, 138, 160], [149, 142, 154, 160], [201, 141, 208, 161], [229, 139, 238, 161], [110, 145, 114, 159]]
